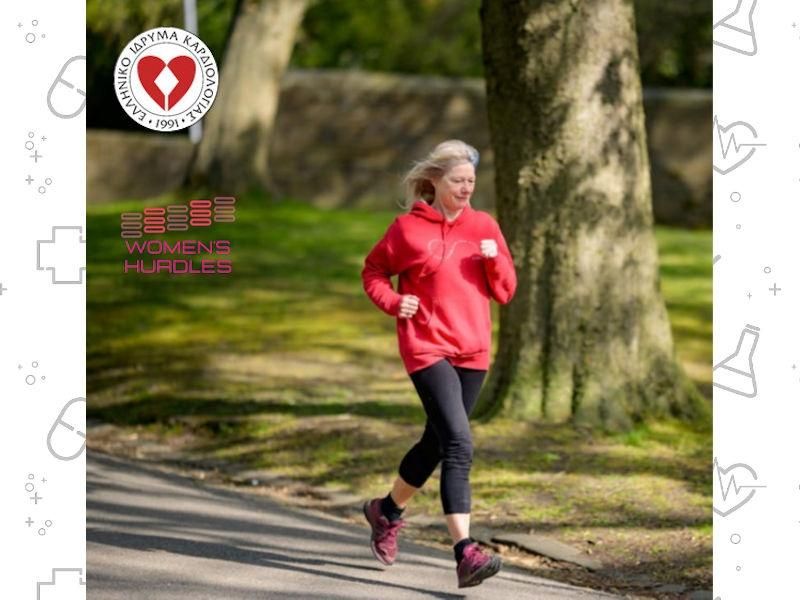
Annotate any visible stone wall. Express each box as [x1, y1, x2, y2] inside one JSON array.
[[89, 69, 711, 227], [88, 129, 194, 203]]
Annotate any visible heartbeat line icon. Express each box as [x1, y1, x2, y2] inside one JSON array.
[[713, 457, 766, 517], [713, 116, 766, 175], [716, 117, 765, 158]]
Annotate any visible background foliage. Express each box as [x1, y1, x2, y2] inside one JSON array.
[[88, 0, 711, 129]]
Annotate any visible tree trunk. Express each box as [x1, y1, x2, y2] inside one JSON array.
[[190, 0, 307, 193], [476, 0, 706, 429]]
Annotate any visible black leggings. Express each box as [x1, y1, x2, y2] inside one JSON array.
[[398, 359, 487, 514]]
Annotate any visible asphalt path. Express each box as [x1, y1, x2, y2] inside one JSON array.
[[87, 452, 621, 599]]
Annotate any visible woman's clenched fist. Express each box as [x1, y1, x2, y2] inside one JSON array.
[[398, 294, 420, 318], [480, 239, 498, 259]]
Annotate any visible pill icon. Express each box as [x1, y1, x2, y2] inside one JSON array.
[[46, 397, 86, 461], [47, 56, 86, 119]]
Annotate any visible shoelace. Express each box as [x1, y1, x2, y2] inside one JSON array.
[[375, 519, 405, 550], [461, 544, 489, 567]]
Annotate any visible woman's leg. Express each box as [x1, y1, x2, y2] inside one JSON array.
[[387, 474, 420, 508], [391, 363, 486, 519], [444, 366, 486, 543], [454, 366, 488, 417], [407, 360, 480, 532], [372, 361, 451, 526], [396, 419, 441, 502]]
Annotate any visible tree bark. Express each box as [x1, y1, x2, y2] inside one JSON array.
[[477, 0, 706, 429], [190, 0, 307, 194]]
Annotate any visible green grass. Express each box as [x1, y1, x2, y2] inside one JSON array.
[[88, 194, 711, 592]]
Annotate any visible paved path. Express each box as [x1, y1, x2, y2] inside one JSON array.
[[88, 452, 621, 599]]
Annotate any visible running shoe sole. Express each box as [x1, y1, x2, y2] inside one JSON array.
[[458, 555, 502, 588]]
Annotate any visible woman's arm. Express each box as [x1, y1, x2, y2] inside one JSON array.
[[361, 220, 404, 316], [482, 220, 517, 304]]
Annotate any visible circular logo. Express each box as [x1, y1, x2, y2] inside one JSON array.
[[114, 27, 218, 132]]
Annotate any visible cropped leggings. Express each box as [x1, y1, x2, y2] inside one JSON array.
[[398, 359, 487, 514]]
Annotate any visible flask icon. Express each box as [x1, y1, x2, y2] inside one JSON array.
[[713, 0, 758, 56], [713, 324, 759, 398]]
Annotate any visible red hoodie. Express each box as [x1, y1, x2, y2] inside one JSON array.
[[362, 200, 517, 374]]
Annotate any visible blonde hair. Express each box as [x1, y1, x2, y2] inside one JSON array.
[[400, 140, 480, 209]]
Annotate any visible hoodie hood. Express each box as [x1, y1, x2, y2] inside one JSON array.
[[409, 200, 473, 225]]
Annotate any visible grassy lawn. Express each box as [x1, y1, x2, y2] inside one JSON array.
[[88, 195, 712, 595]]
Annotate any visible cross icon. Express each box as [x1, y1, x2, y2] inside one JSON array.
[[41, 477, 47, 484], [30, 150, 42, 163], [0, 282, 7, 295], [25, 175, 33, 185], [746, 292, 752, 300], [25, 517, 33, 527], [36, 226, 86, 284], [30, 492, 42, 505], [769, 283, 782, 296]]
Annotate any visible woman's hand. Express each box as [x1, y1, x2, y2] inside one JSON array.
[[480, 239, 498, 259], [398, 294, 420, 318]]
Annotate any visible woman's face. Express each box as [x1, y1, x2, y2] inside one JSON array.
[[433, 162, 476, 212]]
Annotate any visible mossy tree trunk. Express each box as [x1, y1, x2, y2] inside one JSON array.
[[190, 0, 307, 194], [476, 0, 705, 429]]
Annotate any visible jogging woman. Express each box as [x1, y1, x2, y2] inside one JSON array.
[[360, 140, 517, 588]]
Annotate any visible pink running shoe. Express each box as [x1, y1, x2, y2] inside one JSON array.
[[456, 543, 502, 588], [362, 498, 406, 566]]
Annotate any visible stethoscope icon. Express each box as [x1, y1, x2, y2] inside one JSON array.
[[47, 55, 86, 119]]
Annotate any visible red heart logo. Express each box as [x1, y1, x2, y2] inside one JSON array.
[[137, 55, 196, 110]]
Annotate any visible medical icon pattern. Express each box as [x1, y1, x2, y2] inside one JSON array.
[[713, 458, 767, 517], [25, 474, 55, 537], [47, 397, 86, 462], [24, 130, 56, 197], [36, 226, 86, 285], [36, 568, 85, 600], [25, 472, 47, 506], [19, 360, 47, 386], [713, 116, 766, 175], [714, 324, 759, 397], [47, 56, 86, 119], [2, 3, 87, 598], [714, 1, 800, 598], [18, 18, 47, 44], [714, 0, 758, 56]]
